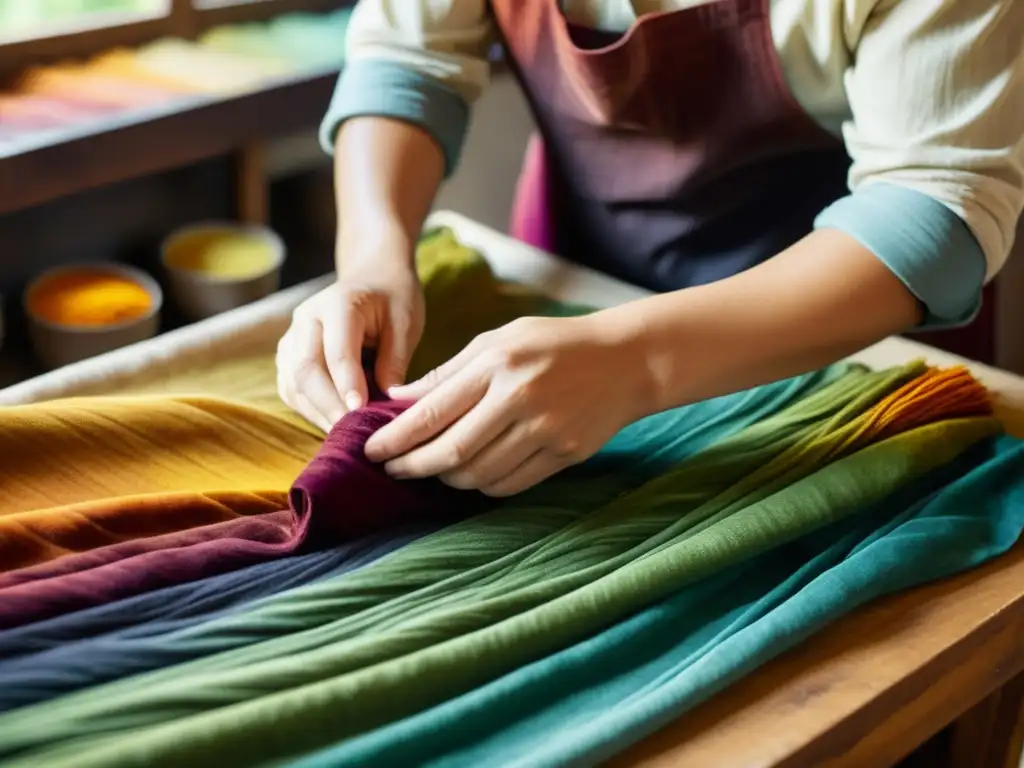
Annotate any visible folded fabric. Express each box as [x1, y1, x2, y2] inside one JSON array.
[[0, 361, 835, 705], [0, 382, 488, 631], [0, 503, 292, 589], [0, 497, 291, 584], [0, 364, 997, 765], [291, 436, 1024, 768], [291, 396, 491, 543]]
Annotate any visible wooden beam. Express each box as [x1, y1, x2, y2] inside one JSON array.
[[945, 670, 1024, 768], [234, 141, 269, 225]]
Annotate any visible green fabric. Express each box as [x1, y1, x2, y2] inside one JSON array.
[[290, 436, 1024, 768]]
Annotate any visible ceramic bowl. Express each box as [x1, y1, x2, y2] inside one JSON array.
[[160, 221, 285, 321], [24, 263, 163, 370]]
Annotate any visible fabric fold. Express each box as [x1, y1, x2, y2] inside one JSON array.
[[0, 388, 488, 630], [290, 436, 1024, 768], [0, 362, 998, 765]]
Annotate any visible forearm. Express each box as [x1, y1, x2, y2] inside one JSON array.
[[334, 116, 446, 273], [606, 229, 924, 412]]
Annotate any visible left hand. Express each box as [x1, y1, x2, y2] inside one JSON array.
[[363, 314, 652, 496]]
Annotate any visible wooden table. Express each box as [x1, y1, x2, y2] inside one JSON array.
[[3, 209, 1022, 768], [434, 211, 1024, 768]]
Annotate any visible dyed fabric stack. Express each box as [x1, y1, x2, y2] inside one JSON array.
[[0, 229, 1022, 767], [0, 9, 351, 143]]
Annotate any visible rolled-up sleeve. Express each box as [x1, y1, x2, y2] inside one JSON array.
[[816, 0, 1024, 328], [319, 0, 495, 176]]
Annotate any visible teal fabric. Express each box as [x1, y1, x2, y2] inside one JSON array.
[[319, 59, 471, 176], [290, 435, 1024, 768], [814, 182, 986, 328]]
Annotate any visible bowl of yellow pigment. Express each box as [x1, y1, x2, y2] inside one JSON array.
[[25, 264, 162, 369], [160, 222, 285, 321]]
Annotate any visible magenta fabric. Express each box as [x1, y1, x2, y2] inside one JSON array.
[[0, 391, 487, 629], [509, 133, 558, 253]]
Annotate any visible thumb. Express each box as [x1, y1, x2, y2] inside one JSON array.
[[375, 311, 416, 394]]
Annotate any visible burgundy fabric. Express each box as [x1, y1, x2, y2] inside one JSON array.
[[0, 378, 488, 629], [291, 400, 489, 542], [494, 0, 851, 291], [0, 510, 294, 591]]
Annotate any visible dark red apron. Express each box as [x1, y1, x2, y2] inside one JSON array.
[[497, 0, 998, 362], [496, 0, 851, 291]]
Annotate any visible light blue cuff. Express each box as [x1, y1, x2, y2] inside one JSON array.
[[318, 58, 470, 177], [814, 183, 986, 330]]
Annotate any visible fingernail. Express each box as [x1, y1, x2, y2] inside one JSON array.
[[345, 392, 363, 411], [384, 461, 405, 478]]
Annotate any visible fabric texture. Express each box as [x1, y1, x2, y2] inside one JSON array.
[[0, 362, 1000, 764], [0, 352, 840, 707], [0, 228, 1020, 768], [0, 379, 485, 630], [292, 435, 1024, 768]]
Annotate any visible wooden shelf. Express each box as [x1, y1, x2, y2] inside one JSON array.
[[0, 66, 339, 215]]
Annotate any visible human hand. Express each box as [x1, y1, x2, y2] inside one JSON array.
[[363, 314, 653, 496], [276, 259, 425, 432]]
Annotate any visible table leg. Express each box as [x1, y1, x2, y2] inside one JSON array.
[[945, 670, 1024, 768]]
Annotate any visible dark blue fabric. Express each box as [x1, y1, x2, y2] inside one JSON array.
[[0, 529, 425, 710]]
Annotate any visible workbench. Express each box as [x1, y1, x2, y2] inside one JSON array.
[[3, 210, 1022, 768]]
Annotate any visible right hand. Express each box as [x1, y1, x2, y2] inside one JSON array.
[[276, 260, 425, 432]]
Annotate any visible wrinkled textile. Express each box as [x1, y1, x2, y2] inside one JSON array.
[[0, 369, 999, 764], [290, 436, 1024, 768], [0, 228, 1019, 768], [0, 362, 836, 704], [291, 397, 490, 542], [0, 392, 485, 630], [0, 530, 426, 663]]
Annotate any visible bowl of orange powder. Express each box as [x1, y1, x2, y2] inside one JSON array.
[[24, 263, 162, 369], [160, 222, 285, 321]]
